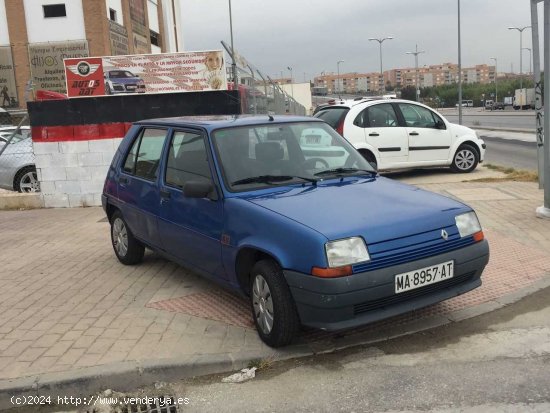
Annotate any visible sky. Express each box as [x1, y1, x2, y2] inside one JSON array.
[[180, 0, 543, 82]]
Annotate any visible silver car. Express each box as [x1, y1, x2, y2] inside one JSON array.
[[0, 126, 40, 193]]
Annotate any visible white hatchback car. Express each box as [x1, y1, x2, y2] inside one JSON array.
[[314, 99, 486, 173]]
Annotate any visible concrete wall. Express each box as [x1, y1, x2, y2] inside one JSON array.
[[0, 0, 9, 45], [34, 136, 124, 208], [279, 83, 313, 114], [23, 0, 86, 43]]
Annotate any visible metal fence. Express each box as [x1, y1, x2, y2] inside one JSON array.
[[0, 114, 38, 193], [221, 41, 307, 116]]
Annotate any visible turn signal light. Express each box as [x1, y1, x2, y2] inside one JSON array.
[[473, 231, 484, 242], [311, 265, 353, 278]]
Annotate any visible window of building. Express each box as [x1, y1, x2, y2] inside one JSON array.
[[43, 4, 66, 18], [109, 8, 117, 22], [150, 30, 160, 47]]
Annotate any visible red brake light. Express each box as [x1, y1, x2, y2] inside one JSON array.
[[336, 118, 344, 136]]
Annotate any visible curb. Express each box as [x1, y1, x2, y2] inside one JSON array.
[[2, 275, 550, 411], [0, 193, 43, 210], [473, 126, 535, 134]]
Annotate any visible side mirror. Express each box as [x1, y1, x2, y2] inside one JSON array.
[[183, 181, 214, 199]]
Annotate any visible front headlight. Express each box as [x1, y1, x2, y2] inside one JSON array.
[[325, 237, 370, 267], [455, 211, 482, 237]]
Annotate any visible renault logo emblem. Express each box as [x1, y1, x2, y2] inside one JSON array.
[[441, 229, 449, 240]]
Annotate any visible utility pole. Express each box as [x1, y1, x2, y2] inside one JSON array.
[[368, 37, 394, 92], [228, 0, 238, 88], [490, 57, 498, 103], [406, 45, 425, 102], [458, 0, 462, 125]]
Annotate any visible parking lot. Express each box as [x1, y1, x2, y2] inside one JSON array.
[[1, 166, 550, 401]]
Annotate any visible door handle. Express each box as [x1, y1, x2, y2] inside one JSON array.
[[409, 131, 419, 136], [369, 132, 380, 137], [160, 189, 171, 199], [119, 176, 129, 184]]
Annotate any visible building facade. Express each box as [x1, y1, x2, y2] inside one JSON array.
[[0, 0, 183, 108], [314, 63, 496, 95]]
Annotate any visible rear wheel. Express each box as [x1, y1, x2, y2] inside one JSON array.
[[249, 259, 300, 347], [14, 166, 40, 193], [451, 144, 479, 173], [110, 210, 144, 265]]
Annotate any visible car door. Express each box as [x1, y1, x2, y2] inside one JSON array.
[[357, 103, 409, 166], [158, 129, 225, 278], [397, 103, 452, 163], [118, 127, 167, 248]]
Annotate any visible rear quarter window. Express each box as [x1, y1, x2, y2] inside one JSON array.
[[314, 107, 349, 129]]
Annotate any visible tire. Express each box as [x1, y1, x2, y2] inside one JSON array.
[[105, 84, 112, 95], [110, 210, 144, 265], [451, 144, 479, 173], [249, 259, 300, 347], [14, 166, 40, 193]]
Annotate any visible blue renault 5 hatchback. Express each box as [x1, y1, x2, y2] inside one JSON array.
[[102, 115, 489, 347]]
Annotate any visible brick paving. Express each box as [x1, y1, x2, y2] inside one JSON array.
[[0, 175, 549, 382]]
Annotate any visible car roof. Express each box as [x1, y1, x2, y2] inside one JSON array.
[[135, 115, 324, 130], [316, 98, 421, 110]]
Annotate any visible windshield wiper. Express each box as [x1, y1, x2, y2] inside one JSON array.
[[314, 168, 375, 177], [232, 175, 317, 186]]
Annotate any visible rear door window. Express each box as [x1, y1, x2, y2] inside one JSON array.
[[122, 128, 167, 180]]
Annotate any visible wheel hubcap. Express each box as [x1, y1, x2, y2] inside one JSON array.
[[455, 149, 475, 170], [19, 172, 40, 193], [252, 275, 274, 335], [112, 218, 128, 257]]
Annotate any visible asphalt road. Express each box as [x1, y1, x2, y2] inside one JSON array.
[[172, 286, 550, 413], [443, 110, 537, 130], [480, 135, 539, 171]]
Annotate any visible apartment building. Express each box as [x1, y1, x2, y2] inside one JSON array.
[[0, 0, 183, 108], [314, 64, 496, 94]]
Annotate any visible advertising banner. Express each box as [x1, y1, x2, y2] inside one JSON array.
[[29, 41, 89, 94], [64, 50, 227, 98], [0, 46, 18, 108]]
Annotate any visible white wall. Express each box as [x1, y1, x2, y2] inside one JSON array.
[[106, 0, 123, 25], [34, 138, 122, 208], [161, 0, 183, 52], [24, 0, 86, 43], [147, 0, 159, 33], [0, 0, 9, 46], [280, 83, 313, 114]]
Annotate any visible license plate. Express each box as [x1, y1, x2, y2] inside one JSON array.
[[127, 85, 137, 90], [395, 260, 454, 294]]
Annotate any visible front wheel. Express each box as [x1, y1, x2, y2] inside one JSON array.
[[250, 260, 300, 347], [110, 210, 144, 265], [451, 144, 479, 173]]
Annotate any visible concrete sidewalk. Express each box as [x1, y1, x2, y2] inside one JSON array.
[[1, 168, 550, 408]]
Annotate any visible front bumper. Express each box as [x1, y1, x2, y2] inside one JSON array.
[[284, 240, 489, 331]]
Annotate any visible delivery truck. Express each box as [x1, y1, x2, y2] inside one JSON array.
[[513, 88, 535, 110]]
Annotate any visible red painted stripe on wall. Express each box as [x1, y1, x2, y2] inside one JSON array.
[[32, 123, 133, 143]]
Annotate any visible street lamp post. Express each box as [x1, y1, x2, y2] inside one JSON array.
[[287, 66, 294, 114], [368, 36, 393, 92], [508, 26, 532, 103], [458, 0, 462, 124], [523, 47, 532, 74], [490, 57, 498, 103], [406, 45, 425, 102], [228, 0, 238, 87], [337, 60, 344, 99]]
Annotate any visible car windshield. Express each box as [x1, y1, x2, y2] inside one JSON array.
[[109, 71, 135, 78], [211, 121, 374, 191], [0, 129, 30, 144]]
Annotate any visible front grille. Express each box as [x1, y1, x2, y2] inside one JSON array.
[[353, 226, 476, 273], [353, 270, 476, 315]]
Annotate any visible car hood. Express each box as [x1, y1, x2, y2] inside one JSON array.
[[243, 177, 470, 243]]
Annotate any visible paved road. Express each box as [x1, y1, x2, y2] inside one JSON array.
[[480, 135, 539, 171], [165, 286, 550, 413], [440, 108, 537, 130]]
